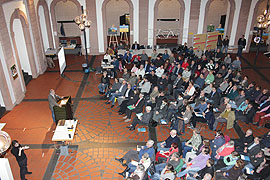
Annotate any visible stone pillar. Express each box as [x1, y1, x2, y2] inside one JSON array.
[[139, 0, 148, 46], [86, 0, 100, 55], [234, 0, 252, 47], [0, 57, 14, 110], [187, 0, 201, 46], [24, 0, 47, 75], [0, 6, 25, 108]]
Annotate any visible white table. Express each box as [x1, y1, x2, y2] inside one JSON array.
[[0, 123, 6, 130], [52, 120, 78, 142], [52, 120, 78, 155], [117, 48, 171, 57]]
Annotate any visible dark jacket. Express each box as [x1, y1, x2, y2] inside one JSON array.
[[141, 111, 153, 124], [100, 76, 110, 85]]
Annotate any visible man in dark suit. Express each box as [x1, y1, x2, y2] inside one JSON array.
[[147, 70, 158, 85], [117, 83, 134, 112], [207, 87, 220, 108], [106, 80, 127, 108], [238, 103, 256, 124], [243, 137, 261, 156], [48, 89, 62, 123], [124, 93, 145, 122], [126, 106, 153, 130], [131, 41, 140, 50], [237, 35, 246, 56]]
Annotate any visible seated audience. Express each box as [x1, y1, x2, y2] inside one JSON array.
[[157, 130, 181, 152], [181, 128, 202, 158], [98, 71, 110, 94], [126, 106, 153, 131], [123, 93, 145, 122], [213, 104, 235, 131]]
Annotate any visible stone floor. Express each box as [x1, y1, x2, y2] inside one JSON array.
[[1, 52, 270, 180]]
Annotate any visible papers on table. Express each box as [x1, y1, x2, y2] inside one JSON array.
[[60, 99, 68, 105], [52, 120, 78, 141]]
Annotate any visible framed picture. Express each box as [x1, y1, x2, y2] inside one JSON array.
[[10, 64, 18, 80]]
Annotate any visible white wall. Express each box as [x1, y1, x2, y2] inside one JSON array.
[[0, 43, 16, 104], [13, 19, 32, 75], [157, 0, 180, 31], [96, 0, 138, 52], [55, 1, 80, 37], [105, 0, 129, 35], [0, 86, 5, 107], [207, 0, 228, 29], [0, 159, 14, 180], [38, 6, 50, 50]]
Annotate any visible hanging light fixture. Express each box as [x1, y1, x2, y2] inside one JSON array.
[[74, 6, 92, 70], [257, 0, 270, 29], [74, 9, 91, 31]]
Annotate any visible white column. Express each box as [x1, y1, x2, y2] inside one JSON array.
[[47, 0, 56, 48], [224, 1, 231, 37], [96, 0, 105, 53], [131, 0, 139, 43], [0, 44, 16, 104], [229, 0, 242, 45], [182, 0, 191, 44], [244, 0, 259, 49], [147, 0, 156, 47], [23, 0, 40, 74], [197, 0, 208, 34]]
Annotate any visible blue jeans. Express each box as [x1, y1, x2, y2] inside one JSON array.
[[182, 142, 192, 158], [155, 163, 166, 174], [177, 164, 201, 177], [109, 92, 121, 105], [51, 109, 56, 123], [157, 142, 170, 152], [151, 173, 161, 180], [98, 83, 108, 93], [128, 163, 137, 175], [221, 45, 228, 54]]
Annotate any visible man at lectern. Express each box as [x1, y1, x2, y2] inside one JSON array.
[[48, 89, 62, 123]]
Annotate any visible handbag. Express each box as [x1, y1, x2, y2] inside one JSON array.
[[149, 119, 158, 127], [148, 161, 156, 176]]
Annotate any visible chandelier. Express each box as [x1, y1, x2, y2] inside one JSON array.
[[74, 10, 92, 31], [257, 0, 270, 29], [0, 131, 11, 157]]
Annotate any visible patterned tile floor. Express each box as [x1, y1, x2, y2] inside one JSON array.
[[1, 54, 269, 180]]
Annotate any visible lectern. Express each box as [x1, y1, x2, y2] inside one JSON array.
[[53, 96, 73, 124]]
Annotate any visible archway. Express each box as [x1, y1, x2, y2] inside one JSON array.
[[50, 0, 81, 48], [37, 0, 53, 49], [102, 0, 134, 49], [154, 0, 185, 46], [204, 0, 235, 38], [10, 9, 37, 78]]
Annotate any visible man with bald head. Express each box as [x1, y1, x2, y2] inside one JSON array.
[[157, 129, 181, 152]]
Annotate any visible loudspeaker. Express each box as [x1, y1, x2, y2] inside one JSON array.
[[220, 15, 226, 28]]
